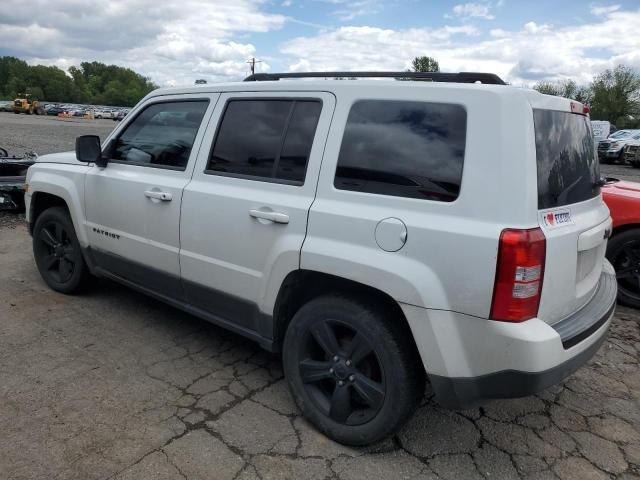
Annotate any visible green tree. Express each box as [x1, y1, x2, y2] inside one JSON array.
[[411, 56, 440, 73], [590, 65, 640, 127], [532, 81, 560, 96], [532, 79, 592, 103], [0, 57, 157, 105], [25, 86, 44, 100]]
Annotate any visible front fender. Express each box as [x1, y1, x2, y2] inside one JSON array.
[[27, 164, 89, 246]]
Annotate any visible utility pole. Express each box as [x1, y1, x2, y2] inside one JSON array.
[[246, 57, 262, 75]]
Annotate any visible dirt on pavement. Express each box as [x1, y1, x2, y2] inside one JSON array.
[[0, 109, 639, 480]]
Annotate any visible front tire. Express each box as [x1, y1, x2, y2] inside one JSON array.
[[283, 295, 424, 445], [33, 207, 91, 294], [607, 228, 640, 308]]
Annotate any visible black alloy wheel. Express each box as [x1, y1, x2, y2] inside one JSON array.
[[35, 220, 76, 284], [298, 318, 385, 426], [607, 228, 640, 308], [33, 207, 90, 293], [283, 295, 424, 445]]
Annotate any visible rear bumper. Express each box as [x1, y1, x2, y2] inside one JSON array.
[[402, 264, 616, 410], [429, 331, 607, 409]]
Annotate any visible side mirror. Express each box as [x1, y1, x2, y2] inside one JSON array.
[[75, 135, 107, 167]]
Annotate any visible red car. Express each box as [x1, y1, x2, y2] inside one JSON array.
[[603, 178, 640, 308]]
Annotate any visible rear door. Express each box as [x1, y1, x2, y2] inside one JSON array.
[[179, 91, 335, 334], [534, 107, 612, 324]]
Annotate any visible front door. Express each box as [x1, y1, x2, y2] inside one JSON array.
[[84, 94, 217, 297], [180, 91, 335, 335]]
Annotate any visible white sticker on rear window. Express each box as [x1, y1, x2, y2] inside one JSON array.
[[540, 209, 573, 228]]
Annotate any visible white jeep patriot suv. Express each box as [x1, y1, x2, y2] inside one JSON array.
[[25, 71, 617, 445]]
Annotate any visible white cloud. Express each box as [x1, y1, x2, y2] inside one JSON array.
[[281, 8, 640, 85], [523, 22, 550, 34], [0, 0, 286, 86], [450, 2, 495, 20], [590, 4, 620, 16], [318, 0, 381, 21]]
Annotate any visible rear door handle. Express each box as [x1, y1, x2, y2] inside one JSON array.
[[144, 190, 172, 201], [249, 209, 289, 224]]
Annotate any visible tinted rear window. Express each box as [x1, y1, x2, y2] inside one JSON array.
[[534, 110, 599, 209], [334, 100, 466, 202], [207, 99, 321, 184]]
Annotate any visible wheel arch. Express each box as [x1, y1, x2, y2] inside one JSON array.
[[28, 184, 88, 246], [610, 222, 640, 239], [271, 270, 423, 370], [29, 191, 69, 233]]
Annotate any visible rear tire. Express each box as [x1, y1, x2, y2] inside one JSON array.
[[32, 207, 91, 294], [283, 294, 424, 445], [607, 228, 640, 308]]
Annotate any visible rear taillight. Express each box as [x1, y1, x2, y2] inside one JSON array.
[[490, 228, 546, 322]]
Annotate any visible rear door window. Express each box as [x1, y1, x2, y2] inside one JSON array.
[[534, 110, 600, 209], [334, 100, 467, 202], [207, 99, 322, 184]]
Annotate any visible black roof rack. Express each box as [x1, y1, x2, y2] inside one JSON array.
[[243, 71, 507, 85]]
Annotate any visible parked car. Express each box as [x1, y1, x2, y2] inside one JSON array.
[[94, 110, 114, 119], [0, 101, 13, 112], [112, 109, 129, 121], [602, 178, 640, 308], [623, 141, 640, 167], [24, 71, 616, 445], [598, 129, 640, 164], [45, 104, 66, 116]]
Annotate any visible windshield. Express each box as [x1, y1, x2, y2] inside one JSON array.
[[534, 109, 600, 209], [610, 130, 633, 139]]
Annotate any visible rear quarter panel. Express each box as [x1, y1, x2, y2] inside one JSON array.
[[304, 84, 540, 317]]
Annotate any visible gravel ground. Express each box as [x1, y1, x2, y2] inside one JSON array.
[[0, 111, 116, 155], [1, 111, 640, 480]]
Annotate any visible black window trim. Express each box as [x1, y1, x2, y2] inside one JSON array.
[[204, 96, 324, 186], [107, 98, 211, 172], [332, 99, 468, 204]]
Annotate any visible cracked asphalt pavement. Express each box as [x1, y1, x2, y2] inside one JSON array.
[[2, 224, 640, 480], [1, 113, 640, 479]]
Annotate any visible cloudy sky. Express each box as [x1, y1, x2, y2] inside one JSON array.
[[1, 0, 638, 87]]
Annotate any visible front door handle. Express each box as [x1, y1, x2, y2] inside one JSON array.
[[144, 190, 172, 201], [249, 209, 289, 224]]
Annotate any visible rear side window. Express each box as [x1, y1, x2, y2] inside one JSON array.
[[111, 101, 208, 170], [534, 110, 600, 209], [207, 99, 322, 184], [334, 100, 467, 202]]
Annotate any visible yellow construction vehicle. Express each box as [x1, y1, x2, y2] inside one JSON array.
[[12, 94, 44, 115]]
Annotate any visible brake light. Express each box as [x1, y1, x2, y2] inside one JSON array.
[[490, 228, 546, 322], [569, 101, 590, 116]]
